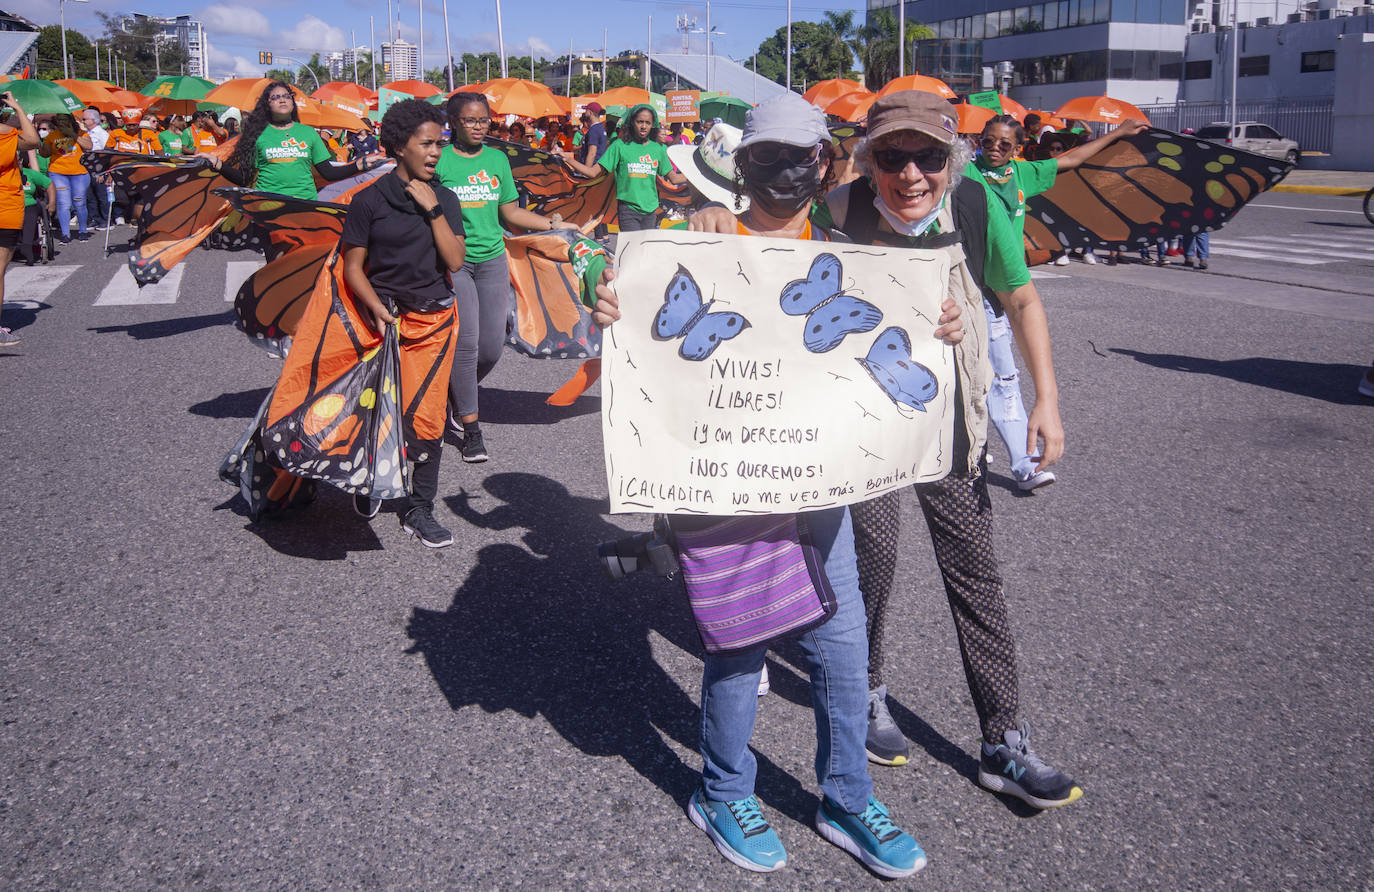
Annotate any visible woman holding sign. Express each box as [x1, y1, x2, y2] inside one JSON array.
[[592, 93, 964, 878]]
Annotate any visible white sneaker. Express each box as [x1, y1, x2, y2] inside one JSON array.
[[1053, 255, 1070, 266], [757, 664, 770, 697], [1014, 468, 1057, 492], [1082, 251, 1097, 265]]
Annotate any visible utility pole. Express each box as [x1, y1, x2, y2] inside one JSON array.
[[94, 40, 100, 80], [567, 38, 573, 95], [352, 29, 359, 83], [418, 0, 424, 81], [496, 0, 507, 78], [370, 16, 377, 89], [154, 29, 161, 78], [1229, 0, 1239, 137], [786, 0, 792, 90], [603, 28, 608, 93], [442, 0, 454, 90], [898, 0, 906, 78], [646, 17, 651, 90]]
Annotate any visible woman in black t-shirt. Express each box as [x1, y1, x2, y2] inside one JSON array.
[[340, 99, 467, 547]]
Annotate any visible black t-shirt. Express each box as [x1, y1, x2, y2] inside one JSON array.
[[340, 172, 465, 313]]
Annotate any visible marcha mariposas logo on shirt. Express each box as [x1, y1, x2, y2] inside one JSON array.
[[451, 168, 502, 204], [626, 152, 658, 178], [982, 164, 1026, 217], [264, 136, 312, 162]]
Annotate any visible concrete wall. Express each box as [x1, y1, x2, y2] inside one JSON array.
[[1325, 31, 1374, 169]]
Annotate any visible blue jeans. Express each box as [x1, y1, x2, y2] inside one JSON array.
[[984, 301, 1033, 478], [50, 172, 90, 238], [1184, 231, 1210, 260], [699, 506, 874, 812]]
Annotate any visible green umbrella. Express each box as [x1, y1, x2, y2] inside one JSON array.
[[143, 75, 216, 100], [2, 79, 83, 115], [425, 94, 446, 106], [699, 95, 751, 129]]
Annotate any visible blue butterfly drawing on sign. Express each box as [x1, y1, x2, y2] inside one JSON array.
[[857, 327, 939, 415], [652, 264, 751, 361], [779, 253, 883, 353]]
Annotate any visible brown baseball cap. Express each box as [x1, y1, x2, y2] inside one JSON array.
[[866, 90, 958, 146]]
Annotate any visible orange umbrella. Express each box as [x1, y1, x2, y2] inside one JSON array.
[[952, 103, 997, 135], [877, 74, 957, 100], [382, 79, 442, 98], [826, 91, 878, 123], [313, 82, 377, 104], [55, 79, 119, 107], [1029, 110, 1067, 130], [204, 78, 310, 111], [480, 78, 564, 119], [804, 78, 868, 110], [296, 97, 369, 130], [141, 96, 201, 117], [1054, 95, 1150, 125], [597, 86, 652, 108], [995, 95, 1029, 122]]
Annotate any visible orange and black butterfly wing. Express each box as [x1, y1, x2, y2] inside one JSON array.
[[530, 173, 618, 228], [234, 242, 335, 356], [214, 188, 349, 258], [503, 232, 602, 359], [485, 136, 577, 198], [1024, 128, 1292, 253], [658, 175, 692, 212], [260, 251, 412, 500]]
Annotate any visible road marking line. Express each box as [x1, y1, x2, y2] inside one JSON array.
[[1030, 269, 1068, 279], [1206, 245, 1329, 264], [93, 263, 186, 306], [1248, 203, 1366, 215], [8, 265, 80, 304], [224, 260, 265, 301], [1214, 236, 1367, 259]]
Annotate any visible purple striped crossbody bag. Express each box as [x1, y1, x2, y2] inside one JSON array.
[[669, 514, 838, 655]]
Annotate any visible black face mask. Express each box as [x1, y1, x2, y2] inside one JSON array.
[[743, 158, 822, 218]]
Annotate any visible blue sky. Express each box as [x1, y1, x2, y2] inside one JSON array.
[[23, 0, 865, 79]]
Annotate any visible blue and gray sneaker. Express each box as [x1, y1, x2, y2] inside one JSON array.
[[978, 720, 1083, 809], [687, 787, 787, 873], [815, 796, 926, 878]]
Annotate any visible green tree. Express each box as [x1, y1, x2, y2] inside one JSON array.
[[264, 68, 298, 86], [855, 9, 934, 90], [752, 20, 858, 88], [97, 13, 189, 92], [36, 26, 98, 80], [294, 53, 329, 91]]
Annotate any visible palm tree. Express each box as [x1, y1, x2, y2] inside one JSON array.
[[856, 9, 934, 90]]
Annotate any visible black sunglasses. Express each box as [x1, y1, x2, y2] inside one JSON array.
[[872, 146, 950, 174], [746, 142, 821, 167]]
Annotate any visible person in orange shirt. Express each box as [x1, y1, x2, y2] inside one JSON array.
[[0, 91, 41, 346], [106, 110, 162, 154], [37, 112, 92, 243], [187, 110, 226, 151]]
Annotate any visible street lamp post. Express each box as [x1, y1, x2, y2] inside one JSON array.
[[280, 54, 321, 91], [59, 0, 90, 80]]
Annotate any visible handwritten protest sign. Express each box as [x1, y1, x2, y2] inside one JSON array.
[[602, 230, 955, 515]]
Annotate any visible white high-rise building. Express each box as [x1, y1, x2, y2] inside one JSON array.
[[342, 46, 369, 80], [381, 39, 418, 81], [131, 13, 208, 78]]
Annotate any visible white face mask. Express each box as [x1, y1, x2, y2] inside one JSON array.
[[37, 128, 49, 139], [873, 192, 946, 237]]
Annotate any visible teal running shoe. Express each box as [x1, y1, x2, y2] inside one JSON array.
[[815, 796, 926, 878], [687, 787, 787, 872]]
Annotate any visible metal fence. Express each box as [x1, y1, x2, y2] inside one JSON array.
[[1136, 97, 1334, 153]]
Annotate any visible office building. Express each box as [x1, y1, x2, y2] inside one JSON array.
[[381, 39, 418, 81], [132, 13, 209, 78]]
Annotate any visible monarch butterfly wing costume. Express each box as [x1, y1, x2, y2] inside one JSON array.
[[216, 182, 375, 355], [503, 231, 608, 405], [485, 137, 578, 199], [529, 173, 619, 229], [1023, 128, 1292, 257]]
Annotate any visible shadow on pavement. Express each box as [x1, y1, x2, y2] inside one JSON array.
[[406, 472, 829, 829], [90, 310, 235, 340], [1309, 220, 1374, 231], [476, 386, 599, 424], [1109, 349, 1369, 405], [1, 300, 51, 333], [212, 486, 385, 559], [189, 387, 271, 419]]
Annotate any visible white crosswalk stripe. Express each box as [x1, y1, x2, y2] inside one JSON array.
[[1030, 269, 1068, 279], [1210, 231, 1374, 266], [94, 263, 186, 306], [225, 260, 266, 302], [8, 265, 80, 306]]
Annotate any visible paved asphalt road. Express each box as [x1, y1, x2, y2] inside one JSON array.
[[1, 195, 1370, 889]]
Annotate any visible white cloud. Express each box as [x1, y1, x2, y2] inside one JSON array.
[[205, 42, 262, 77], [279, 15, 349, 53], [198, 5, 271, 40]]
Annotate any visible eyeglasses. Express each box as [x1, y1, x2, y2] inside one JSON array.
[[458, 117, 491, 127], [746, 142, 821, 167], [872, 146, 950, 174], [980, 137, 1015, 151]]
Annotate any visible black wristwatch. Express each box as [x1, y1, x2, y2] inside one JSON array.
[[424, 204, 443, 221]]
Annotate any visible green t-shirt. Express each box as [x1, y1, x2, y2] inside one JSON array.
[[22, 167, 50, 207], [160, 130, 186, 156], [967, 157, 1057, 237], [434, 144, 518, 263], [596, 138, 671, 214], [253, 122, 330, 200], [36, 154, 49, 175]]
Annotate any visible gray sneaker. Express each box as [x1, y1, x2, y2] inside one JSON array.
[[0, 327, 19, 347], [401, 506, 453, 548], [865, 685, 909, 766]]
